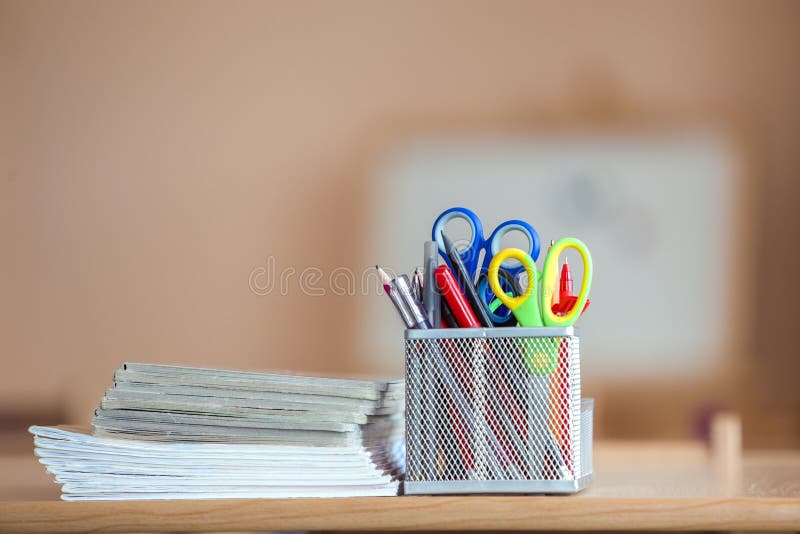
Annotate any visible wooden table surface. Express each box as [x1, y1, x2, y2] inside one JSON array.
[[1, 440, 799, 532]]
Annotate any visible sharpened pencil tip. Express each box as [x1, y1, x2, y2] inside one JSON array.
[[376, 266, 393, 285]]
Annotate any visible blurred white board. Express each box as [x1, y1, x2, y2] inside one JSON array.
[[360, 130, 741, 380]]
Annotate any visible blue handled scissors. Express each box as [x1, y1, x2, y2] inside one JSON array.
[[432, 207, 541, 326], [432, 207, 541, 280]]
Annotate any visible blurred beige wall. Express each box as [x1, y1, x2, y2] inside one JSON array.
[[1, 0, 798, 433]]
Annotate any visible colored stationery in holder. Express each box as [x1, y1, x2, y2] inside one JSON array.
[[404, 240, 593, 493], [381, 206, 595, 495]]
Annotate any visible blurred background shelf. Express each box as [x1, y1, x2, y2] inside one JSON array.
[[2, 0, 799, 450]]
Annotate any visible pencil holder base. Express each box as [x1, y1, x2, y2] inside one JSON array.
[[404, 473, 593, 495]]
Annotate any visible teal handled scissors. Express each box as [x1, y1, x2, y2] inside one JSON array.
[[487, 237, 593, 374]]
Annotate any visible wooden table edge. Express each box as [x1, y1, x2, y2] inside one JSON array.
[[1, 496, 799, 533]]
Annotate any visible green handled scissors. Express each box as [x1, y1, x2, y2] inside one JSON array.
[[487, 237, 593, 374]]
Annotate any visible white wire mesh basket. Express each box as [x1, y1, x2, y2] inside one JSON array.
[[404, 326, 593, 494]]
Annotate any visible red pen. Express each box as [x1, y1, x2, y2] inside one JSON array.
[[551, 259, 591, 316], [434, 265, 481, 328], [548, 259, 588, 477], [560, 259, 573, 299]]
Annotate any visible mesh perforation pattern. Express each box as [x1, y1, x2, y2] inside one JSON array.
[[404, 327, 592, 494]]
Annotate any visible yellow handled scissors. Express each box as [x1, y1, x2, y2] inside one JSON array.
[[487, 238, 593, 373]]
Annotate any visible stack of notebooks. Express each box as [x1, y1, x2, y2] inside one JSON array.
[[30, 363, 405, 500]]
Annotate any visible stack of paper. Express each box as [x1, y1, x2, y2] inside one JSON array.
[[30, 363, 405, 500]]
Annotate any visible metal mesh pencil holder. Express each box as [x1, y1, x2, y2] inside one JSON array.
[[404, 326, 593, 494]]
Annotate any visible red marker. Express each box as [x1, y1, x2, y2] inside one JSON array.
[[434, 265, 479, 468], [551, 259, 590, 316], [434, 265, 481, 328]]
